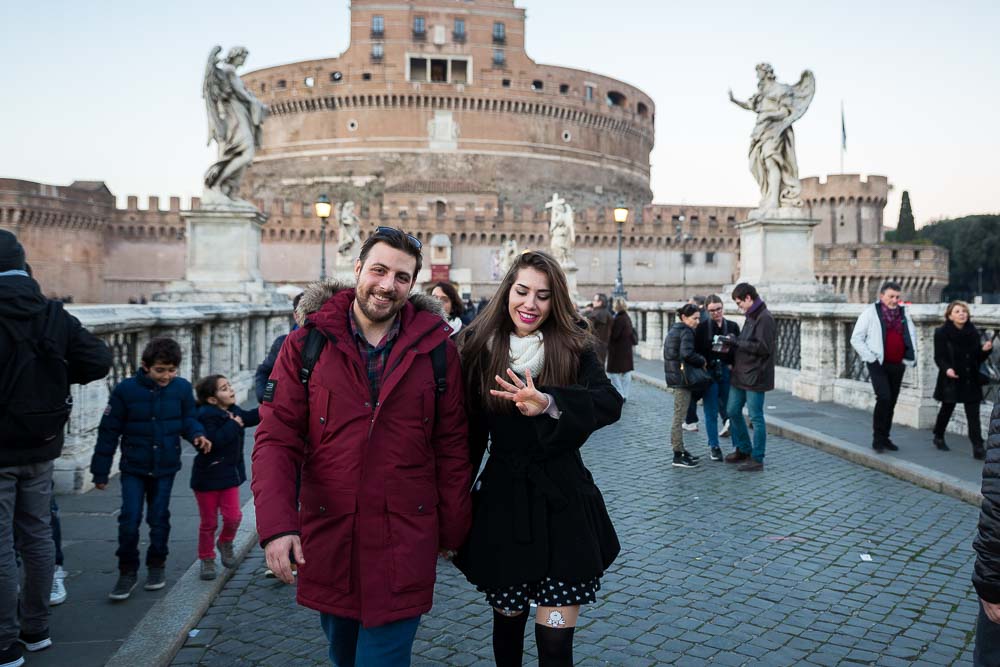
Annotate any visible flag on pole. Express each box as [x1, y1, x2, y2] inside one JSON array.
[[841, 102, 847, 151]]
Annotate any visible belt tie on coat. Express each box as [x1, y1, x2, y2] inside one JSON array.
[[502, 455, 568, 544]]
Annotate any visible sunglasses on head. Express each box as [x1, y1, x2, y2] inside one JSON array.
[[374, 226, 422, 250]]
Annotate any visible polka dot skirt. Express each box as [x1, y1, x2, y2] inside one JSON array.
[[482, 576, 601, 613]]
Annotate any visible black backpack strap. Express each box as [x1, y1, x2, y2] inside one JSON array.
[[299, 328, 328, 392], [430, 340, 448, 396]]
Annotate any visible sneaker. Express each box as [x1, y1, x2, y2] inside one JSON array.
[[724, 449, 750, 463], [108, 571, 138, 601], [738, 460, 764, 472], [200, 559, 217, 581], [0, 642, 24, 667], [719, 420, 731, 437], [710, 447, 723, 461], [144, 567, 166, 591], [217, 540, 237, 568], [50, 565, 67, 606], [17, 630, 51, 652], [933, 436, 949, 451], [264, 568, 276, 578], [672, 451, 700, 468], [681, 422, 699, 432]]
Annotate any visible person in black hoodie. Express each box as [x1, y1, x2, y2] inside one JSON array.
[[0, 231, 111, 664], [932, 300, 992, 458], [192, 375, 260, 581], [254, 293, 303, 403]]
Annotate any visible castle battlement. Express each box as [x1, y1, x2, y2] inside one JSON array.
[[801, 174, 890, 204]]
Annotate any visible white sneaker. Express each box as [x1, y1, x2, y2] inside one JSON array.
[[720, 420, 731, 437], [50, 566, 67, 606], [681, 422, 699, 432]]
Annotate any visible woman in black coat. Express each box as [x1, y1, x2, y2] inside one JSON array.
[[456, 250, 622, 667], [663, 303, 707, 468], [606, 297, 636, 401], [932, 300, 993, 458]]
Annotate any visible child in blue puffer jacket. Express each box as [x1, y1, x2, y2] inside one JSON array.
[[192, 374, 260, 581], [90, 337, 211, 601]]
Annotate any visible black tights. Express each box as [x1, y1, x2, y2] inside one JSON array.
[[491, 609, 575, 666]]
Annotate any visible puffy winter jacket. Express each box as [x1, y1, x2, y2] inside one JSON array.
[[90, 371, 205, 484], [663, 322, 706, 387], [973, 401, 1000, 602], [190, 404, 260, 491]]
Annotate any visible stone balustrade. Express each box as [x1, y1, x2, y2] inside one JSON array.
[[59, 302, 293, 493], [630, 301, 1000, 443]]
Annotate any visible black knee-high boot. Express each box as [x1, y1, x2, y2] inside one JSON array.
[[535, 623, 575, 667], [492, 609, 529, 667]]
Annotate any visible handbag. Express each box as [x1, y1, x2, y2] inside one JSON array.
[[680, 362, 713, 391]]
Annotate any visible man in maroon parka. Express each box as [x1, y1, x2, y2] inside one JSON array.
[[252, 228, 471, 666]]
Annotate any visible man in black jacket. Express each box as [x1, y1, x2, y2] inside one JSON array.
[[693, 295, 740, 460], [721, 283, 776, 472], [0, 231, 112, 664], [254, 293, 304, 403]]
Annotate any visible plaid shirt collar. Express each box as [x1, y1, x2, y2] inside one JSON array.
[[348, 302, 402, 400]]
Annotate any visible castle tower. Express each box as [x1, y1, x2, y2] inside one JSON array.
[[800, 174, 890, 245], [240, 0, 655, 211]]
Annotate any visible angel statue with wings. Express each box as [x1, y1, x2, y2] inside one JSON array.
[[545, 193, 576, 266], [729, 63, 815, 211], [202, 45, 267, 208]]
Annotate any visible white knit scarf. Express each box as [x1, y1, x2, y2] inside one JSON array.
[[508, 332, 545, 378]]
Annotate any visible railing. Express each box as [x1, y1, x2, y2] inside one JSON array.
[[628, 300, 1000, 440], [59, 302, 293, 493]]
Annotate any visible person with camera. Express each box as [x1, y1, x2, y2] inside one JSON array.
[[664, 303, 710, 468], [694, 295, 741, 461]]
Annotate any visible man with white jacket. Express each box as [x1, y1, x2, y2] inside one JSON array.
[[850, 281, 918, 453]]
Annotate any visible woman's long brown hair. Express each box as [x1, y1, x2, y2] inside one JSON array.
[[459, 250, 591, 412]]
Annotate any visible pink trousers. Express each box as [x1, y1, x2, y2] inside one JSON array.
[[194, 487, 242, 560]]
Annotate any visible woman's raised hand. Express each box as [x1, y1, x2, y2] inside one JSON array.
[[491, 368, 549, 417]]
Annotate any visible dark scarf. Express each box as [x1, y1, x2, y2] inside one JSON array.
[[746, 298, 766, 318], [879, 302, 903, 334], [943, 319, 979, 346]]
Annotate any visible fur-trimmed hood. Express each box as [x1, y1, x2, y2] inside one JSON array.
[[295, 279, 446, 323]]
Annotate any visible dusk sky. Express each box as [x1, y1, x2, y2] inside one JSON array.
[[2, 0, 997, 226]]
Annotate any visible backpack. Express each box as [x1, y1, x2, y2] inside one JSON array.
[[298, 327, 448, 397], [0, 301, 72, 445]]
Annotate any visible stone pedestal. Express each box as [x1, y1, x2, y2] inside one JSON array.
[[561, 261, 580, 303], [157, 207, 280, 304], [728, 208, 842, 303]]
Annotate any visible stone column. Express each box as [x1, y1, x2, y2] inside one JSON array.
[[791, 307, 840, 401]]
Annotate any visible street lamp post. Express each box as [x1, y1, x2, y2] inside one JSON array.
[[612, 201, 629, 300], [315, 194, 333, 280]]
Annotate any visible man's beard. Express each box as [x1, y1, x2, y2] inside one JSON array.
[[356, 285, 404, 323]]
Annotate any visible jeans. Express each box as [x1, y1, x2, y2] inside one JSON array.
[[868, 361, 905, 446], [671, 388, 692, 452], [608, 372, 632, 401], [117, 472, 175, 572], [0, 462, 54, 648], [320, 613, 421, 667], [727, 387, 767, 462], [976, 601, 1000, 666], [702, 365, 732, 448], [194, 487, 242, 561], [934, 401, 984, 445]]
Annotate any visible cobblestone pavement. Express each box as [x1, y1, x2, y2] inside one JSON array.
[[173, 381, 981, 666]]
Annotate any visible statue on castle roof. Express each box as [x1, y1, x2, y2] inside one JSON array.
[[336, 201, 361, 263], [729, 63, 815, 212], [546, 193, 575, 266], [202, 45, 268, 210]]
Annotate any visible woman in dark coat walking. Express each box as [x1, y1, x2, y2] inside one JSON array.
[[456, 250, 623, 667], [663, 304, 708, 468], [606, 297, 636, 401], [932, 300, 993, 458]]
